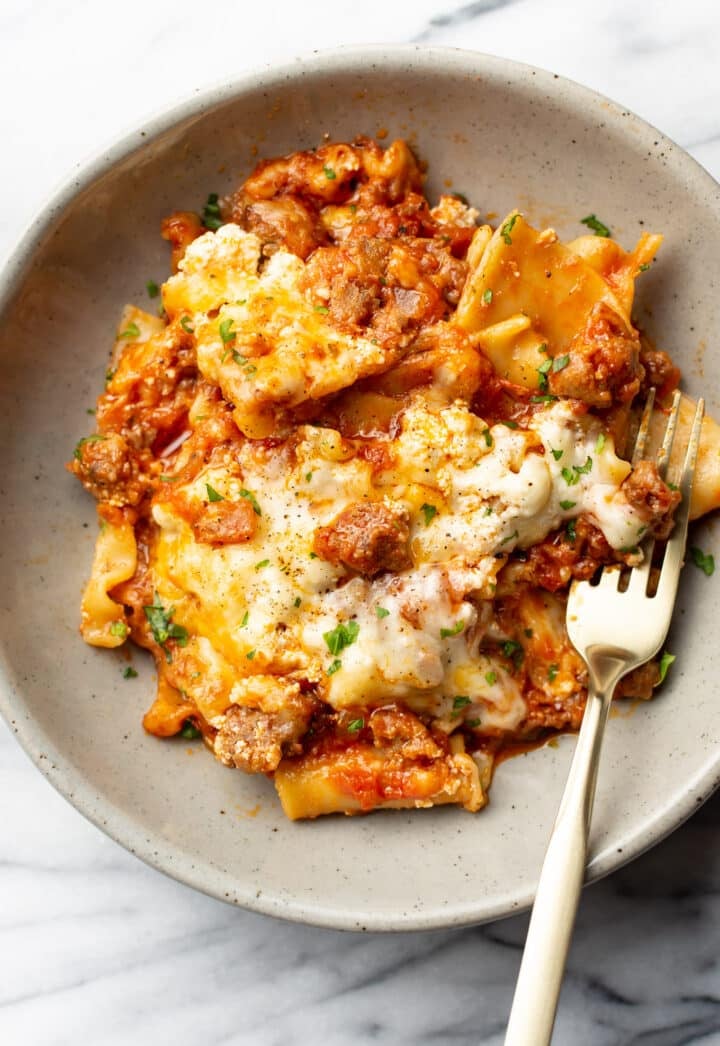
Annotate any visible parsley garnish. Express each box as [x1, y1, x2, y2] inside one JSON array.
[[324, 620, 360, 656], [482, 427, 493, 447], [181, 720, 201, 740], [73, 434, 106, 460], [638, 262, 651, 272], [143, 593, 189, 663], [595, 433, 606, 454], [119, 321, 140, 339], [500, 529, 519, 546], [560, 499, 576, 510], [485, 670, 497, 686], [420, 503, 438, 526], [690, 547, 715, 576], [537, 357, 552, 390], [202, 192, 222, 231], [502, 639, 524, 669], [452, 695, 471, 715], [551, 448, 564, 461], [657, 651, 676, 684], [240, 611, 249, 627], [323, 166, 336, 180], [347, 717, 364, 732], [255, 559, 270, 571], [440, 620, 465, 639], [239, 489, 262, 515], [109, 620, 128, 639], [123, 666, 138, 679], [219, 318, 235, 344], [575, 456, 593, 475], [561, 466, 579, 486], [552, 354, 570, 373], [566, 518, 577, 543], [530, 394, 558, 404], [246, 649, 256, 660], [327, 659, 342, 676], [293, 597, 302, 608], [502, 420, 519, 429], [548, 663, 559, 683], [501, 214, 519, 245], [314, 304, 329, 314], [180, 316, 194, 334], [146, 280, 159, 299], [376, 607, 390, 619], [467, 718, 482, 728], [580, 213, 611, 237], [483, 288, 493, 304], [206, 483, 224, 502]]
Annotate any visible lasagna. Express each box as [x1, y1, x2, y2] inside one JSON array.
[[69, 138, 720, 819]]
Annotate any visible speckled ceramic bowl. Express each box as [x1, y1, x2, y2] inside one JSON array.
[[1, 46, 718, 931]]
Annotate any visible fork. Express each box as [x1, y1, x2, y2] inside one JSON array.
[[504, 389, 705, 1046]]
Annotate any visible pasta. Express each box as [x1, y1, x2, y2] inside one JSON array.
[[68, 137, 719, 819]]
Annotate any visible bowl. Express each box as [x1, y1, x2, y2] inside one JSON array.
[[1, 46, 719, 931]]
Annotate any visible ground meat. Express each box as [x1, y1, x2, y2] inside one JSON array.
[[230, 195, 326, 260], [639, 345, 680, 399], [616, 661, 660, 699], [161, 211, 205, 271], [369, 706, 442, 760], [191, 499, 258, 546], [620, 459, 680, 537], [550, 303, 642, 407], [214, 693, 315, 773], [313, 500, 411, 576], [69, 431, 148, 507], [505, 518, 613, 593]]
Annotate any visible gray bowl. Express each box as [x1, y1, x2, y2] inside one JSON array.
[[1, 46, 718, 931]]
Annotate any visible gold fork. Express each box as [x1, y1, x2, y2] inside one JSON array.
[[504, 389, 705, 1046]]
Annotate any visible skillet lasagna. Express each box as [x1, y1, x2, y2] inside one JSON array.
[[69, 138, 720, 819]]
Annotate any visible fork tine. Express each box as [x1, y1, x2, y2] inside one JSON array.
[[655, 388, 683, 478], [656, 396, 705, 601], [631, 386, 656, 465]]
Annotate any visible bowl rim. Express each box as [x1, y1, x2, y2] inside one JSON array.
[[2, 43, 719, 931]]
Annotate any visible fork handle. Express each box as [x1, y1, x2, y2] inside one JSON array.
[[504, 663, 624, 1046]]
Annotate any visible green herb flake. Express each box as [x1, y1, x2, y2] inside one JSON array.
[[440, 620, 465, 640], [180, 316, 194, 334], [595, 433, 607, 454], [323, 166, 337, 180], [181, 720, 201, 740], [420, 503, 438, 526], [657, 651, 676, 685], [123, 666, 138, 679], [204, 483, 223, 503], [452, 696, 471, 716], [537, 357, 553, 390], [313, 304, 330, 314], [239, 488, 262, 515], [552, 354, 570, 373], [255, 559, 270, 571], [485, 670, 497, 686], [202, 192, 223, 231], [501, 213, 519, 245], [376, 606, 390, 619], [530, 394, 558, 404], [86, 408, 96, 415], [560, 499, 577, 510], [502, 420, 519, 429], [323, 620, 360, 656], [466, 718, 482, 728], [240, 611, 249, 628], [293, 597, 302, 608], [483, 288, 493, 304], [119, 321, 140, 340], [305, 472, 313, 483], [232, 351, 248, 366], [482, 427, 493, 448], [548, 663, 559, 683], [143, 593, 189, 663], [502, 639, 525, 669], [347, 717, 364, 732], [562, 466, 580, 487], [551, 448, 564, 461], [500, 529, 519, 546], [73, 434, 106, 460], [246, 649, 256, 660], [690, 547, 715, 576], [638, 262, 651, 272], [219, 318, 236, 344], [580, 213, 611, 237], [327, 659, 342, 676], [146, 280, 160, 299], [566, 518, 577, 543], [575, 456, 593, 476], [109, 620, 128, 639]]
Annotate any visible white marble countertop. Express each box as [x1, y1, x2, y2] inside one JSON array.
[[2, 1, 720, 1043]]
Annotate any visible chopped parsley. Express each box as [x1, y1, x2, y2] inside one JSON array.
[[537, 357, 552, 390], [119, 321, 140, 339], [327, 659, 342, 676], [376, 606, 390, 619], [420, 503, 438, 526], [530, 394, 558, 404], [566, 518, 577, 543], [638, 262, 651, 272], [562, 466, 579, 486], [483, 288, 493, 304], [219, 318, 236, 344], [313, 304, 330, 314], [323, 166, 337, 180], [501, 213, 519, 245], [657, 651, 676, 684], [440, 620, 465, 639], [595, 433, 606, 454], [485, 670, 497, 686], [552, 354, 570, 373], [560, 499, 576, 510], [143, 593, 189, 663], [181, 720, 201, 740], [502, 419, 519, 429], [466, 718, 482, 728], [575, 456, 593, 475], [452, 696, 471, 717], [551, 448, 564, 461], [293, 597, 302, 608], [239, 488, 262, 515], [502, 639, 524, 670], [324, 620, 360, 656], [580, 213, 611, 237], [109, 620, 128, 639], [305, 472, 313, 482], [548, 663, 559, 683], [246, 649, 256, 660], [123, 666, 138, 679], [202, 192, 223, 231], [73, 434, 106, 460], [254, 559, 270, 571], [482, 427, 493, 447], [206, 483, 224, 502], [347, 717, 364, 732], [690, 547, 715, 576], [146, 280, 159, 299], [500, 529, 519, 546], [232, 350, 247, 366], [180, 316, 194, 334], [240, 611, 249, 627]]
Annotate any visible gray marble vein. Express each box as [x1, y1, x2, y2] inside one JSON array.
[[2, 0, 720, 1043]]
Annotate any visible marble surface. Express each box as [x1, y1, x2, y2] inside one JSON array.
[[2, 0, 720, 1042]]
